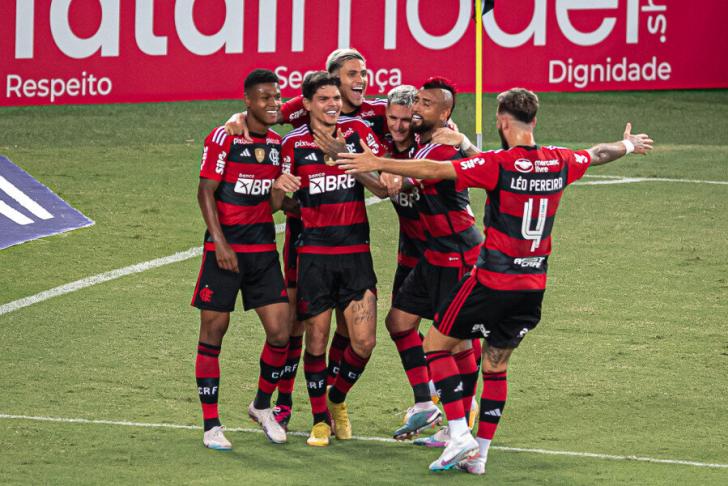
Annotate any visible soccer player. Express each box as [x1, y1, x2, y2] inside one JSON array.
[[192, 69, 301, 449], [225, 48, 388, 393], [336, 87, 654, 473], [385, 78, 483, 441], [276, 72, 386, 447]]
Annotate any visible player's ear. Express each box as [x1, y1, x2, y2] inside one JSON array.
[[302, 97, 311, 112]]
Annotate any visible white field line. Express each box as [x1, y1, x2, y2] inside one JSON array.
[[0, 197, 381, 316], [1, 413, 726, 469], [1, 174, 726, 317]]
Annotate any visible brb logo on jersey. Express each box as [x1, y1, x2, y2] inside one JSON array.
[[234, 174, 274, 195], [391, 186, 420, 208], [309, 173, 356, 195]]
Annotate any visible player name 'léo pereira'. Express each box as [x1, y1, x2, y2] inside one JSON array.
[[510, 175, 564, 192]]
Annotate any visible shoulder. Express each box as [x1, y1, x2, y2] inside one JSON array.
[[415, 143, 458, 160], [205, 126, 230, 148], [266, 128, 282, 143], [281, 125, 310, 145], [362, 97, 388, 112]]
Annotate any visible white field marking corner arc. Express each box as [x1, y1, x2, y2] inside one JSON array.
[[1, 174, 726, 316], [0, 413, 726, 469]]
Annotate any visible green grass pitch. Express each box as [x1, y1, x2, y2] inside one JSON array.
[[0, 90, 727, 485]]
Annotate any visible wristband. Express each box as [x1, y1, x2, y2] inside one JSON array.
[[460, 134, 473, 152], [623, 139, 635, 154]]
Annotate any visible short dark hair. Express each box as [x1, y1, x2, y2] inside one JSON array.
[[244, 69, 279, 94], [422, 76, 457, 116], [302, 71, 341, 99], [497, 88, 539, 123]]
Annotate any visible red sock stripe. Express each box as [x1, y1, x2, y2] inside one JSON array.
[[342, 346, 368, 369], [477, 372, 508, 440], [304, 352, 327, 372], [390, 328, 423, 351], [195, 352, 219, 378], [405, 367, 430, 387], [471, 338, 482, 362], [201, 403, 218, 421], [438, 276, 477, 336], [427, 351, 465, 421], [454, 348, 478, 374], [261, 342, 289, 367]]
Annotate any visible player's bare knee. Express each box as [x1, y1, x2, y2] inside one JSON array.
[[351, 335, 376, 357]]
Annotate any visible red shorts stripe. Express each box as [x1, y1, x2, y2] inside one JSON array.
[[475, 267, 547, 291], [190, 250, 208, 306], [439, 276, 477, 336]]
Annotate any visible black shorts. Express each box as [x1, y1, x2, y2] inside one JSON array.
[[392, 259, 468, 320], [433, 273, 544, 348], [296, 252, 377, 321], [191, 250, 288, 312], [391, 263, 415, 301], [283, 216, 302, 288]]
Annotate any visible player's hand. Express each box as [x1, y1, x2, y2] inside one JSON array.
[[624, 122, 654, 155], [313, 128, 347, 159], [380, 172, 403, 197], [335, 139, 381, 173], [224, 112, 251, 140], [273, 173, 301, 193], [446, 119, 459, 132], [432, 127, 465, 147], [215, 240, 239, 273]]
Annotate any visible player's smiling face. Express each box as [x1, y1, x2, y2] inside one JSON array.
[[305, 85, 342, 127], [336, 59, 368, 110], [386, 103, 413, 144], [245, 82, 281, 127], [411, 89, 442, 134]]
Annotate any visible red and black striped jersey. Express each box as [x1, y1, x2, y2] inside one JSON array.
[[199, 126, 283, 252], [281, 119, 384, 255], [452, 145, 592, 291], [281, 95, 390, 142], [385, 140, 424, 267], [414, 143, 483, 268]]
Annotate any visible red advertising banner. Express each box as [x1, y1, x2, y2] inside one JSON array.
[[1, 0, 727, 106]]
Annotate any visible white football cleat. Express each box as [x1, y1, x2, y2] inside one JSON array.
[[413, 425, 450, 448], [428, 431, 479, 472], [203, 425, 232, 451], [248, 401, 287, 444], [393, 403, 443, 440], [456, 455, 486, 475]]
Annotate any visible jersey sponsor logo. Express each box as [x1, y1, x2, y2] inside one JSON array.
[[294, 140, 317, 148], [535, 159, 559, 172], [288, 109, 306, 121], [254, 147, 266, 163], [309, 173, 356, 194], [359, 109, 375, 117], [510, 175, 564, 192], [515, 158, 534, 173], [200, 146, 208, 171], [233, 138, 251, 145], [341, 128, 355, 138], [575, 153, 589, 164], [459, 157, 485, 170], [240, 148, 251, 158], [215, 151, 227, 175], [234, 175, 274, 195], [304, 153, 318, 162], [366, 133, 380, 152], [391, 186, 420, 208], [269, 147, 280, 165], [266, 137, 279, 145], [513, 256, 546, 269]]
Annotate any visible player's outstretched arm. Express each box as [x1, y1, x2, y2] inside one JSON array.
[[337, 139, 457, 180], [588, 123, 653, 166], [432, 127, 479, 157], [223, 112, 250, 139]]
